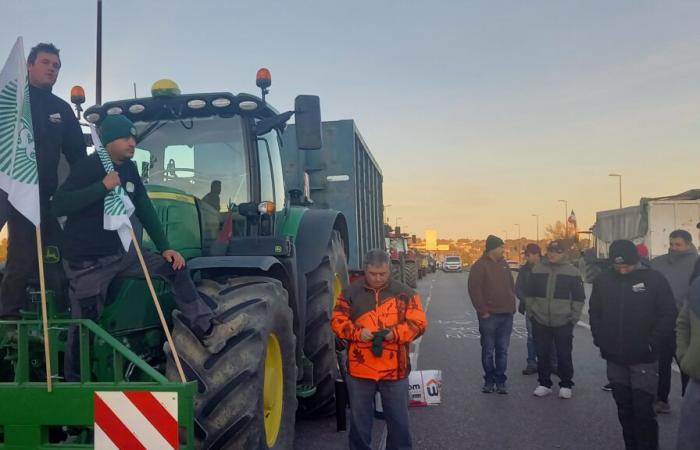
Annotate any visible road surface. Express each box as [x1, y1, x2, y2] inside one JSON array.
[[294, 271, 682, 449]]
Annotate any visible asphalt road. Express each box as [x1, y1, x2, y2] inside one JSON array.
[[294, 271, 683, 450]]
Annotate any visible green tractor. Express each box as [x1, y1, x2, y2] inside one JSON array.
[[0, 73, 350, 449]]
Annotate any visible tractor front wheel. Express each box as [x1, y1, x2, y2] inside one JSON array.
[[167, 277, 296, 450]]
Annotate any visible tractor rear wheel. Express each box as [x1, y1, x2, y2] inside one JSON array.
[[298, 230, 349, 417], [167, 277, 296, 450], [391, 260, 402, 283], [404, 260, 418, 288]]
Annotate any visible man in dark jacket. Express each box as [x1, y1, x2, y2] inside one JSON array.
[[590, 240, 677, 450], [52, 115, 215, 380], [468, 234, 516, 394], [0, 43, 86, 319], [526, 240, 586, 399], [516, 243, 544, 375]]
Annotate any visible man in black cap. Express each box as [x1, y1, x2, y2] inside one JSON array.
[[526, 240, 585, 399], [52, 115, 219, 380], [0, 42, 86, 319], [590, 239, 676, 450], [468, 235, 516, 394]]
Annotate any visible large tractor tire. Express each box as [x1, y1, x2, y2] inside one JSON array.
[[404, 260, 418, 288], [298, 230, 349, 418], [167, 276, 297, 450], [391, 260, 402, 283]]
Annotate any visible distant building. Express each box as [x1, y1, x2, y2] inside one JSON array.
[[425, 229, 438, 251]]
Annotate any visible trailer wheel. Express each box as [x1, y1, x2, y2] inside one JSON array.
[[404, 260, 418, 288], [298, 230, 349, 417], [167, 276, 296, 450]]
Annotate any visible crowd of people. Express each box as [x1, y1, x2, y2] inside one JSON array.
[[468, 231, 700, 450]]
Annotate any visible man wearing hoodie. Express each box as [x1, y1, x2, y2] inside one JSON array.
[[525, 240, 586, 399], [651, 230, 695, 411], [590, 240, 677, 450], [468, 235, 516, 394], [676, 276, 700, 450]]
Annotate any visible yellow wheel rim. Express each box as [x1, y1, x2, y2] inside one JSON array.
[[332, 273, 343, 309], [264, 333, 283, 447]]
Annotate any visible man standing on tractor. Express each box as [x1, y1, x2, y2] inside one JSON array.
[[468, 234, 516, 394], [332, 249, 427, 450], [0, 43, 86, 320], [51, 115, 216, 380]]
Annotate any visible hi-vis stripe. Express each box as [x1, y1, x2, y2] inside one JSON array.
[[94, 391, 178, 450]]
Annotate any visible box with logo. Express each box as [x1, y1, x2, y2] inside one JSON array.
[[408, 369, 442, 406]]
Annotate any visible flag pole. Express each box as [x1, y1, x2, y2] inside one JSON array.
[[127, 227, 187, 382], [35, 225, 53, 392]]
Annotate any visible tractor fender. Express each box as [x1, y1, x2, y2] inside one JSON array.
[[187, 255, 282, 272]]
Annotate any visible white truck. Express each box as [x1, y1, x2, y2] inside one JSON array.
[[584, 190, 700, 281]]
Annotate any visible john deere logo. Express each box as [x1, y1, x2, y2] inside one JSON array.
[[274, 245, 283, 254], [44, 245, 60, 264]]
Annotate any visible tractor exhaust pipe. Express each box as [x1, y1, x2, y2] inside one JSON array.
[[95, 0, 102, 105]]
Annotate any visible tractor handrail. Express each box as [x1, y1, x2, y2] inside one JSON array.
[[0, 319, 170, 384]]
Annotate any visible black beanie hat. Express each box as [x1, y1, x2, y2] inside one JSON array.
[[609, 240, 639, 265], [485, 235, 504, 252]]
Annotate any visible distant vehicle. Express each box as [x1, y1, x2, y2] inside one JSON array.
[[442, 256, 463, 272], [507, 260, 520, 271]]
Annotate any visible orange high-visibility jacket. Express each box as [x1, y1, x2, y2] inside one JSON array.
[[331, 279, 427, 381]]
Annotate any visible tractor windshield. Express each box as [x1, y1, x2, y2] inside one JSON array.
[[133, 115, 249, 211]]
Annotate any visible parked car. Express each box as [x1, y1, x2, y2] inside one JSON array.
[[442, 256, 463, 272]]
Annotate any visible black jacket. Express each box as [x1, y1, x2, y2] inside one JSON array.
[[589, 266, 677, 365], [29, 85, 86, 209], [515, 262, 534, 314]]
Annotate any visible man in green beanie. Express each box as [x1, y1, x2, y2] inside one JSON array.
[[52, 114, 217, 380], [468, 234, 516, 394]]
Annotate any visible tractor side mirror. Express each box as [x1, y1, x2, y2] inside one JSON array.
[[294, 95, 322, 150]]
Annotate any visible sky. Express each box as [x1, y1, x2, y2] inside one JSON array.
[[2, 0, 700, 240]]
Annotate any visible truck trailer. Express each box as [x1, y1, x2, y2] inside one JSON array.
[[282, 120, 384, 274], [583, 189, 700, 281]]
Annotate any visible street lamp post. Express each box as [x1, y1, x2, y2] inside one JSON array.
[[383, 204, 392, 224], [532, 214, 540, 243], [395, 217, 402, 230], [609, 173, 622, 209], [514, 223, 521, 260], [558, 199, 568, 237]]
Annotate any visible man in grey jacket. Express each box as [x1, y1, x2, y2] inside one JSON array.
[[651, 229, 695, 411]]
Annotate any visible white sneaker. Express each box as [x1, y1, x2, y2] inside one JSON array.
[[533, 385, 552, 397], [559, 387, 572, 399]]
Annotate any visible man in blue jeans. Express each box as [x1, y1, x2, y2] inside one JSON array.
[[468, 235, 517, 394]]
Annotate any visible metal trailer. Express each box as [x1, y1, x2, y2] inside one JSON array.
[[282, 120, 384, 272], [592, 190, 700, 259]]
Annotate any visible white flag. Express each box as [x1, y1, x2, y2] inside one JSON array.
[[0, 37, 40, 225], [89, 125, 135, 251]]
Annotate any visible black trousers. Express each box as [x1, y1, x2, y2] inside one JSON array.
[[532, 320, 574, 388], [607, 361, 659, 450], [656, 337, 675, 402], [0, 206, 63, 319]]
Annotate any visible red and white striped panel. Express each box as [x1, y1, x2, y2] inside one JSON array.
[[94, 391, 179, 450]]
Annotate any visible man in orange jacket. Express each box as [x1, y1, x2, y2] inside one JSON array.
[[332, 249, 427, 450]]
